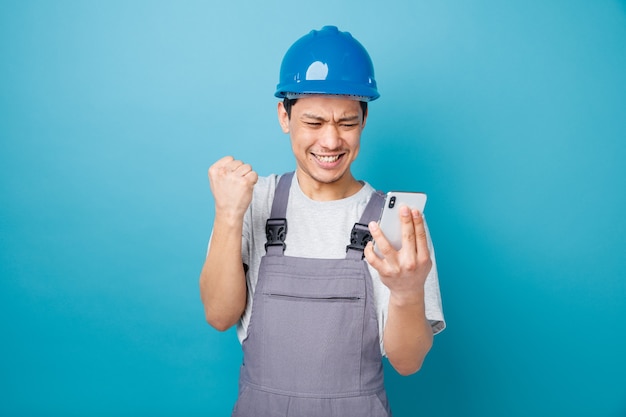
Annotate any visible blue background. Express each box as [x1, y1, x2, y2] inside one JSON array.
[[1, 1, 625, 416]]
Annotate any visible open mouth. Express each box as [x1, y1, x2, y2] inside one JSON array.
[[313, 153, 343, 163]]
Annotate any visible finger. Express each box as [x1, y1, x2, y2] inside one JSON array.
[[210, 157, 240, 181], [213, 155, 235, 168], [399, 205, 417, 255], [236, 163, 253, 176], [363, 240, 385, 271], [412, 210, 431, 263], [208, 156, 233, 177], [244, 169, 259, 184], [219, 155, 235, 163], [368, 221, 397, 261], [363, 241, 394, 279], [226, 159, 245, 172]]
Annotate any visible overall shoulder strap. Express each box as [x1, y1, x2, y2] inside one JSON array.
[[269, 172, 293, 218], [359, 190, 385, 225], [265, 172, 294, 255], [346, 190, 385, 260]]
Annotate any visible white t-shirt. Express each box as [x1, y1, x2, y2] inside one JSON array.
[[230, 174, 446, 355]]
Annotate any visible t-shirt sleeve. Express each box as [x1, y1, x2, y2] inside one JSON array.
[[423, 217, 446, 334]]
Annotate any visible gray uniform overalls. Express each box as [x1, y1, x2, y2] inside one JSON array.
[[232, 173, 392, 417]]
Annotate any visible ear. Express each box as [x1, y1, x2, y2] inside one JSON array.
[[277, 102, 290, 133], [361, 107, 368, 129]]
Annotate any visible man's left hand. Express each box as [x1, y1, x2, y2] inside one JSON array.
[[364, 206, 432, 303]]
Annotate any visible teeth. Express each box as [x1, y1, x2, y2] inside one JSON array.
[[316, 155, 340, 163]]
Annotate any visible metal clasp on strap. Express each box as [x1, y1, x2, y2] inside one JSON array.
[[265, 218, 287, 252], [346, 222, 372, 257]]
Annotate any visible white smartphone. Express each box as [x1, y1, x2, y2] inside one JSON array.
[[374, 191, 427, 256]]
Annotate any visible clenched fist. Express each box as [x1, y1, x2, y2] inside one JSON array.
[[208, 156, 258, 220]]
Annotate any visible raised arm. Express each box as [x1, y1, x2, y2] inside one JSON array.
[[199, 156, 258, 331]]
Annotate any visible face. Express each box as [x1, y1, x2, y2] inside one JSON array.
[[278, 96, 367, 196]]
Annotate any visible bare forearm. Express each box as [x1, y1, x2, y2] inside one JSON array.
[[199, 214, 248, 331], [200, 156, 258, 331], [383, 291, 434, 376]]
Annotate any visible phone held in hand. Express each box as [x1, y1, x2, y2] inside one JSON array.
[[374, 191, 427, 256]]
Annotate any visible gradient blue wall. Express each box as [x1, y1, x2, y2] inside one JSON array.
[[1, 1, 624, 416]]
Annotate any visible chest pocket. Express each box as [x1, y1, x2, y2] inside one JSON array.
[[256, 257, 368, 396]]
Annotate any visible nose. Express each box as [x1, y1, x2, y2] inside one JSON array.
[[318, 124, 342, 150]]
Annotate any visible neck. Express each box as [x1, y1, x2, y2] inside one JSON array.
[[295, 170, 363, 201]]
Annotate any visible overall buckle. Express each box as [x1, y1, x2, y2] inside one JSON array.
[[346, 223, 372, 255], [265, 218, 287, 252]]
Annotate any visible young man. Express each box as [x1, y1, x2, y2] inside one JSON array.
[[200, 26, 445, 417]]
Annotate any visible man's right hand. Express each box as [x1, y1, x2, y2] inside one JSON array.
[[208, 156, 258, 220]]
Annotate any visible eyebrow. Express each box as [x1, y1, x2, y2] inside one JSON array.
[[301, 113, 361, 123]]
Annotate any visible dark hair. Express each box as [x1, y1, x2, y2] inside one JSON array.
[[283, 98, 368, 120]]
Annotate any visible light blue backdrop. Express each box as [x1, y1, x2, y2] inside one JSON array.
[[1, 1, 625, 416]]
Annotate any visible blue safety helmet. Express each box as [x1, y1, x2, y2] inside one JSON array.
[[275, 26, 380, 101]]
